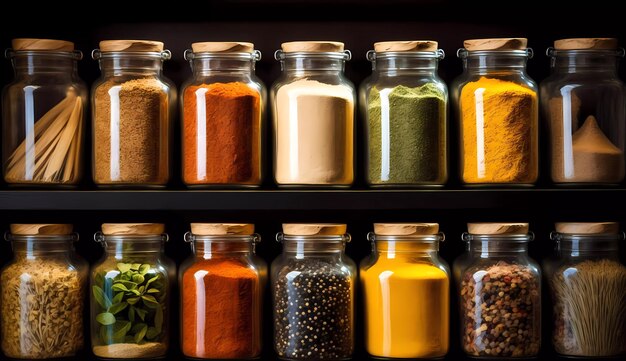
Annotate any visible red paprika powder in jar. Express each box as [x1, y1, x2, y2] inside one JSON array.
[[181, 42, 265, 187], [180, 223, 266, 359]]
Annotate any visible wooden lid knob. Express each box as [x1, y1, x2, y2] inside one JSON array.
[[468, 223, 529, 235], [555, 222, 619, 234], [554, 38, 618, 50], [281, 41, 344, 53], [282, 223, 347, 236], [102, 223, 165, 235], [191, 42, 254, 53], [12, 38, 74, 52], [99, 40, 164, 52], [374, 223, 439, 235], [10, 224, 73, 235], [464, 38, 527, 51], [374, 40, 438, 52], [191, 223, 255, 235]]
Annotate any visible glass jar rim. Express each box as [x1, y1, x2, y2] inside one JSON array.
[[274, 49, 352, 61], [457, 48, 533, 59], [92, 49, 171, 61], [546, 47, 625, 58], [5, 48, 83, 60], [462, 232, 534, 242], [184, 49, 261, 61], [94, 232, 169, 244], [367, 49, 444, 62], [550, 231, 625, 241], [184, 231, 261, 243], [368, 232, 445, 242], [5, 232, 79, 242], [276, 232, 351, 243]]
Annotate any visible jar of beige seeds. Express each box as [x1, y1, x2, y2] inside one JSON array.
[[0, 224, 87, 359]]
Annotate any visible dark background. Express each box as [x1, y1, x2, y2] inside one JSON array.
[[0, 1, 625, 360]]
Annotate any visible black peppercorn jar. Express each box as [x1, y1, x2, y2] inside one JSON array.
[[457, 223, 541, 358], [271, 223, 356, 360]]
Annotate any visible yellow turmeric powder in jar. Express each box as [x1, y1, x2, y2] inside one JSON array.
[[361, 224, 449, 359], [460, 77, 538, 184]]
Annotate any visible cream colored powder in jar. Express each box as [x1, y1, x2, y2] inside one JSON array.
[[274, 79, 354, 185]]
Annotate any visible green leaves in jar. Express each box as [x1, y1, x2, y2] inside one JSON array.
[[93, 262, 166, 345]]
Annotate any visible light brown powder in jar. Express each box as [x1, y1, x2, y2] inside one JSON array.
[[93, 78, 169, 185]]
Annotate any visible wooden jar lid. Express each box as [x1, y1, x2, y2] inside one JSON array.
[[464, 38, 527, 51], [102, 223, 165, 235], [12, 38, 74, 51], [374, 40, 438, 52], [554, 38, 618, 50], [374, 223, 439, 235], [281, 41, 344, 53], [282, 223, 347, 236], [555, 222, 619, 234], [99, 40, 164, 52], [468, 223, 529, 235], [10, 224, 73, 235], [191, 42, 254, 53], [191, 223, 254, 235]]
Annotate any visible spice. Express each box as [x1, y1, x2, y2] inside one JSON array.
[[551, 259, 626, 356], [1, 259, 85, 358], [4, 92, 84, 184], [549, 93, 624, 182], [367, 84, 446, 185], [181, 258, 261, 358], [461, 262, 540, 357], [92, 262, 167, 358], [460, 77, 538, 184], [274, 79, 354, 185], [182, 82, 261, 185], [361, 261, 449, 358], [93, 343, 167, 358], [93, 78, 169, 185], [274, 258, 353, 359]]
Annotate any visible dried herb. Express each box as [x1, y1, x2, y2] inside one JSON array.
[[92, 262, 166, 346], [1, 259, 85, 358], [367, 84, 446, 185]]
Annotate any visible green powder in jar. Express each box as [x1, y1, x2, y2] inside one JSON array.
[[367, 83, 446, 185]]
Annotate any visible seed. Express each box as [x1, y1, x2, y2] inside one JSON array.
[[274, 258, 353, 359], [460, 262, 540, 357]]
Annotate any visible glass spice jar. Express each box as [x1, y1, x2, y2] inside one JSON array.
[[360, 223, 450, 359], [90, 223, 173, 359], [1, 224, 87, 359], [272, 224, 356, 360], [91, 40, 175, 188], [457, 223, 541, 358], [180, 223, 266, 359], [541, 38, 626, 185], [360, 41, 448, 187], [452, 38, 538, 186], [271, 41, 355, 187], [181, 42, 265, 188], [544, 222, 626, 357], [2, 39, 87, 186]]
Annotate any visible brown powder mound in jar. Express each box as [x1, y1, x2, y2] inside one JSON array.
[[0, 259, 85, 358], [550, 94, 624, 183], [460, 262, 541, 357], [93, 342, 167, 358], [94, 78, 168, 185]]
